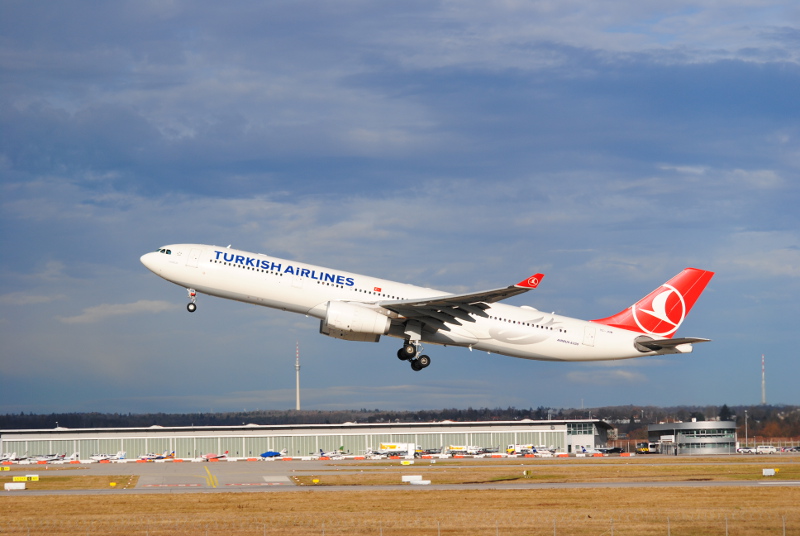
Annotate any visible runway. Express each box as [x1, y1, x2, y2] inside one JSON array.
[[3, 458, 799, 496]]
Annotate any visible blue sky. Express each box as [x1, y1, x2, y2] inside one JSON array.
[[1, 1, 798, 414]]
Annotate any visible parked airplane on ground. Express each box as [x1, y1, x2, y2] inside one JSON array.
[[30, 453, 65, 462], [50, 452, 80, 464], [260, 449, 288, 458], [141, 244, 714, 371], [201, 451, 228, 461], [89, 451, 126, 462], [139, 450, 174, 461], [318, 448, 346, 458]]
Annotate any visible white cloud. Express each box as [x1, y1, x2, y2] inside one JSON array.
[[566, 369, 648, 385], [714, 231, 800, 279], [0, 292, 66, 305], [59, 300, 175, 324]]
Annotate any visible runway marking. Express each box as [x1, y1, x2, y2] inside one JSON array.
[[143, 484, 201, 487], [204, 466, 218, 488], [263, 476, 291, 483], [225, 482, 286, 486]]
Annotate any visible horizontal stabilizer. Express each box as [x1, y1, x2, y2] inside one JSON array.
[[635, 336, 711, 352]]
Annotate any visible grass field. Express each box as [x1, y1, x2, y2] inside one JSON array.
[[293, 456, 800, 486], [1, 456, 799, 535]]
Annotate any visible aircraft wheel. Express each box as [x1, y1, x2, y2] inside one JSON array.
[[400, 343, 417, 359], [187, 302, 197, 313], [397, 349, 410, 361], [410, 360, 423, 371], [418, 355, 431, 368]]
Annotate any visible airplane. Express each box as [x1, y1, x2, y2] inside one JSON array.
[[201, 450, 229, 461], [260, 448, 288, 458], [50, 452, 80, 464], [1, 452, 26, 463], [139, 450, 174, 461], [317, 448, 346, 459], [89, 451, 126, 462], [141, 244, 714, 371], [30, 453, 65, 463]]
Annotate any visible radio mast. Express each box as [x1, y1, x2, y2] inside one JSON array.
[[295, 342, 301, 411]]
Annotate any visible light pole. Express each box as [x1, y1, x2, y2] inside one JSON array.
[[745, 410, 748, 449]]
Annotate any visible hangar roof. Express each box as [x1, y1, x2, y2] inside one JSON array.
[[2, 418, 613, 438]]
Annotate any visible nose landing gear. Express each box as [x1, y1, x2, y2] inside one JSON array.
[[186, 289, 197, 312]]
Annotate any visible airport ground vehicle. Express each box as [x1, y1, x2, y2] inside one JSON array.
[[375, 443, 418, 457], [506, 444, 536, 454], [447, 445, 482, 455], [756, 445, 778, 454], [635, 442, 659, 454]]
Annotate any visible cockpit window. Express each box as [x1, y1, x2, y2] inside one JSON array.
[[156, 248, 172, 255]]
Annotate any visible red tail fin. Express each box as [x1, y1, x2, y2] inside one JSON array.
[[591, 268, 714, 338]]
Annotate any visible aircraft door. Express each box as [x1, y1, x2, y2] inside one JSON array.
[[582, 326, 596, 347], [187, 249, 202, 268]]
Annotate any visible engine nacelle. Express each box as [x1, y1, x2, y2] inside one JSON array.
[[320, 301, 391, 343]]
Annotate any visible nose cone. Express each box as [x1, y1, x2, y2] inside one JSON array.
[[140, 251, 160, 273]]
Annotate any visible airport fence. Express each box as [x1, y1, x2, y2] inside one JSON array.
[[1, 511, 796, 536]]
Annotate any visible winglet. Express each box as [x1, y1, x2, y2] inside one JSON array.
[[516, 273, 544, 289]]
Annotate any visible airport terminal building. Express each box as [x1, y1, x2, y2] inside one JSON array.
[[1, 419, 612, 459], [647, 420, 737, 455]]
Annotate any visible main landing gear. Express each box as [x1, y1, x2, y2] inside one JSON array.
[[397, 340, 431, 371], [186, 289, 197, 312]]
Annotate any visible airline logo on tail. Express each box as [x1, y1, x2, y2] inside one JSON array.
[[632, 283, 685, 337], [516, 273, 544, 289]]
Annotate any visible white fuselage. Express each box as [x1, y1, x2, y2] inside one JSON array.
[[141, 244, 660, 362]]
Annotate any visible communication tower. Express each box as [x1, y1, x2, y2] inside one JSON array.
[[295, 342, 301, 411]]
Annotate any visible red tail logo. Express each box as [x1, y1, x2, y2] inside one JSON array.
[[516, 273, 545, 289], [592, 268, 714, 338]]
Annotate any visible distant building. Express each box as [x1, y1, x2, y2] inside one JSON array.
[[1, 419, 613, 458], [648, 420, 737, 455]]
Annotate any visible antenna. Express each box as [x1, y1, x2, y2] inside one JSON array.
[[761, 354, 766, 405], [295, 342, 301, 411]]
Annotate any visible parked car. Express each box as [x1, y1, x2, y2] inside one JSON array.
[[737, 447, 755, 454]]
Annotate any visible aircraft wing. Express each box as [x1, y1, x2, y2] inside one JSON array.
[[378, 274, 544, 330]]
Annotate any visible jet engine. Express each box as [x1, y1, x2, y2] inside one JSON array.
[[319, 301, 391, 342]]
